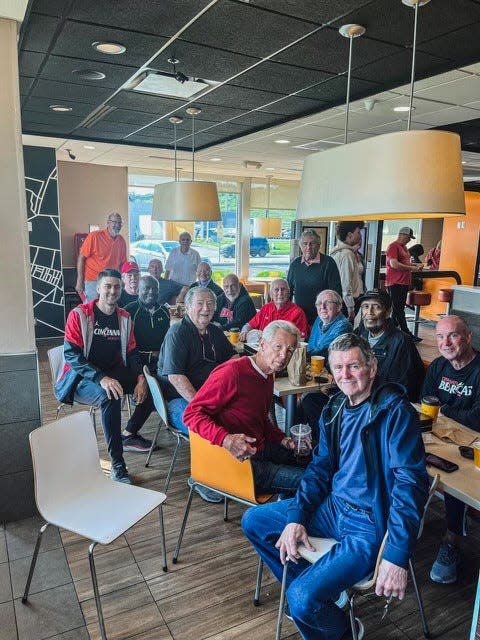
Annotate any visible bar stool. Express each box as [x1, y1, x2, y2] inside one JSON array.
[[437, 288, 453, 317], [406, 291, 432, 337]]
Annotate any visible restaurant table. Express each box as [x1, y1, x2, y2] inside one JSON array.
[[423, 412, 480, 510], [273, 377, 324, 435]]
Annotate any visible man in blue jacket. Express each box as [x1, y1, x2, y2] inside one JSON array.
[[242, 333, 428, 640]]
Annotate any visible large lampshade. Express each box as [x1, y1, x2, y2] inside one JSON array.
[[253, 217, 282, 237], [152, 180, 221, 221], [296, 130, 465, 221]]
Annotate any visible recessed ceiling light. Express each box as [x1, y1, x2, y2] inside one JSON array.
[[210, 157, 222, 162], [393, 105, 415, 112], [462, 161, 467, 165], [83, 145, 96, 150], [275, 139, 290, 144], [92, 41, 126, 55], [265, 167, 275, 171], [72, 69, 106, 80], [49, 104, 72, 112]]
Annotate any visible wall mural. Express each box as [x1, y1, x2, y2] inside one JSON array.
[[23, 145, 65, 339]]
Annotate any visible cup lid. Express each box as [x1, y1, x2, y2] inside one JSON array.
[[422, 395, 440, 405]]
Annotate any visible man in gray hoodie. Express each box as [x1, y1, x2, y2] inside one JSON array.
[[331, 221, 365, 322]]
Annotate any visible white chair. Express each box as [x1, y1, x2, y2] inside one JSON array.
[[256, 474, 440, 640], [143, 365, 189, 491], [22, 411, 167, 640]]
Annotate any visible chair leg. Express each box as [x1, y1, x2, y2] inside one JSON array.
[[224, 497, 229, 522], [88, 542, 107, 640], [126, 395, 132, 419], [22, 523, 49, 603], [145, 422, 162, 468], [163, 433, 182, 493], [348, 594, 358, 640], [89, 405, 97, 431], [172, 487, 195, 564], [409, 558, 431, 638], [276, 561, 288, 640], [254, 558, 263, 606], [158, 504, 167, 573]]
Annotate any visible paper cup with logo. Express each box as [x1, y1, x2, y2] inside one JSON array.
[[229, 328, 240, 344], [310, 355, 325, 376], [421, 395, 440, 422], [473, 442, 480, 470]]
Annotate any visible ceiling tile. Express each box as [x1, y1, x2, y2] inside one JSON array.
[[298, 76, 380, 105], [248, 0, 372, 25], [353, 49, 451, 87], [258, 95, 325, 116], [231, 61, 333, 94], [38, 55, 137, 90], [19, 51, 46, 77], [31, 78, 112, 103], [419, 22, 480, 68], [20, 13, 60, 53], [415, 75, 480, 105], [108, 90, 186, 116], [196, 84, 287, 110]]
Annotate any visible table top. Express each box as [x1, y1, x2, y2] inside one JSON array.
[[423, 412, 480, 510], [273, 376, 328, 397]]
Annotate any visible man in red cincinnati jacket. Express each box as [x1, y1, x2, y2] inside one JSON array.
[[183, 320, 308, 496], [55, 269, 147, 484]]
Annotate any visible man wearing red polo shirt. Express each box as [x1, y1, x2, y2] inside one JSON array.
[[75, 213, 127, 301]]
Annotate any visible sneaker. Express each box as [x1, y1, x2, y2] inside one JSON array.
[[122, 433, 157, 453], [187, 478, 223, 503], [110, 462, 132, 484], [430, 542, 459, 584]]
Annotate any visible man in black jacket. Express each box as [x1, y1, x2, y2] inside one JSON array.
[[355, 289, 425, 401], [215, 273, 256, 331]]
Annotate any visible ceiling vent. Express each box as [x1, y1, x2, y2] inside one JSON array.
[[81, 105, 117, 128], [129, 70, 217, 100]]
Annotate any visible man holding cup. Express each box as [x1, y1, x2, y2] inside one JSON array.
[[183, 320, 308, 496], [424, 315, 480, 584], [242, 333, 428, 640]]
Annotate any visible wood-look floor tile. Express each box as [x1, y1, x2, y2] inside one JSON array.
[[86, 602, 165, 640], [80, 582, 154, 625], [67, 545, 136, 583], [48, 627, 90, 640], [121, 625, 173, 640], [73, 562, 145, 601], [203, 609, 300, 639]]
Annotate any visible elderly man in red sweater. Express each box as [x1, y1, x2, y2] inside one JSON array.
[[183, 320, 308, 496], [239, 278, 309, 341]]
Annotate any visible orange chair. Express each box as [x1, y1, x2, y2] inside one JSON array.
[[172, 431, 273, 564]]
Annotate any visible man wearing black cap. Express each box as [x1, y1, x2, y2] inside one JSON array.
[[386, 227, 423, 342], [355, 289, 425, 401]]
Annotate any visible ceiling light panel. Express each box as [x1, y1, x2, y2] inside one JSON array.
[[131, 71, 213, 100]]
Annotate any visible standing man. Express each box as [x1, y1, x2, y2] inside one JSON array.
[[184, 321, 306, 496], [55, 269, 147, 484], [287, 229, 342, 325], [147, 259, 183, 305], [385, 227, 423, 342], [215, 274, 256, 331], [242, 333, 428, 640], [165, 232, 201, 286], [75, 213, 127, 302], [330, 221, 365, 322], [118, 261, 140, 308], [424, 315, 480, 584], [189, 261, 223, 297]]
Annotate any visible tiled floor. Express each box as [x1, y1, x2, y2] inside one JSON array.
[[1, 328, 479, 640]]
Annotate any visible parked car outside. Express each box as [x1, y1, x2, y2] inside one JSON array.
[[130, 240, 168, 271], [220, 237, 270, 259]]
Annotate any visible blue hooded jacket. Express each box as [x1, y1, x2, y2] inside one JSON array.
[[286, 383, 429, 569]]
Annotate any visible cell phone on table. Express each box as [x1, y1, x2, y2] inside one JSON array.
[[418, 411, 433, 432], [459, 446, 474, 460], [425, 453, 459, 473]]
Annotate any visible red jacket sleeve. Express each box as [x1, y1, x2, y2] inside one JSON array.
[[294, 308, 309, 339]]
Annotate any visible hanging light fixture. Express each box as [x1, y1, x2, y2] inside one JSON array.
[[152, 107, 221, 222], [338, 23, 365, 144], [253, 175, 282, 237], [296, 0, 465, 221]]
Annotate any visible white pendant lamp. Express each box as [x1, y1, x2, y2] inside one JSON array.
[[152, 108, 221, 222], [296, 0, 465, 222]]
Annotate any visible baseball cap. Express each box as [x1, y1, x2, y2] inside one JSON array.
[[399, 226, 415, 239], [121, 261, 139, 274], [358, 288, 392, 310]]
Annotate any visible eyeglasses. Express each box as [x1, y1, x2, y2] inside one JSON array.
[[316, 300, 339, 307], [200, 331, 217, 363], [108, 218, 122, 226]]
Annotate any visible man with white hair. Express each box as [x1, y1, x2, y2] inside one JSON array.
[[165, 232, 201, 286], [189, 261, 223, 297]]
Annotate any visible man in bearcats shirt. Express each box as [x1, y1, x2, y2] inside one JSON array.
[[183, 320, 306, 497], [55, 269, 147, 484], [385, 227, 423, 342], [424, 315, 480, 584]]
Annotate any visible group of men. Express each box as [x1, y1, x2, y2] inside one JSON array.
[[59, 212, 479, 640]]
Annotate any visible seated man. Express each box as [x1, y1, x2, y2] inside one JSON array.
[[242, 333, 428, 640], [123, 275, 170, 452], [118, 261, 140, 308], [184, 320, 307, 496], [424, 315, 480, 584], [307, 290, 352, 357], [55, 269, 148, 484], [355, 289, 425, 401], [215, 274, 256, 331], [189, 261, 223, 297], [148, 258, 183, 305], [240, 279, 309, 341]]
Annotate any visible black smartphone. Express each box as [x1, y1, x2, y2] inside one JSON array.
[[459, 445, 474, 460], [418, 412, 433, 432], [425, 453, 459, 473]]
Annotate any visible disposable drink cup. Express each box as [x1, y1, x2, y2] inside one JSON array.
[[421, 396, 440, 422], [290, 423, 311, 460], [474, 442, 480, 470], [311, 356, 325, 376], [229, 328, 240, 345]]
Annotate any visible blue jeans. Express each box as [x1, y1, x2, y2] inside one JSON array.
[[445, 494, 467, 536], [252, 442, 305, 496], [167, 397, 189, 435], [242, 495, 379, 640]]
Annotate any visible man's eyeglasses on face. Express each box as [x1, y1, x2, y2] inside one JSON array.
[[316, 300, 338, 307], [108, 218, 122, 226]]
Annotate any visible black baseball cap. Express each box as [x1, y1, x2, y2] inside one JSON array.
[[358, 289, 392, 310]]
